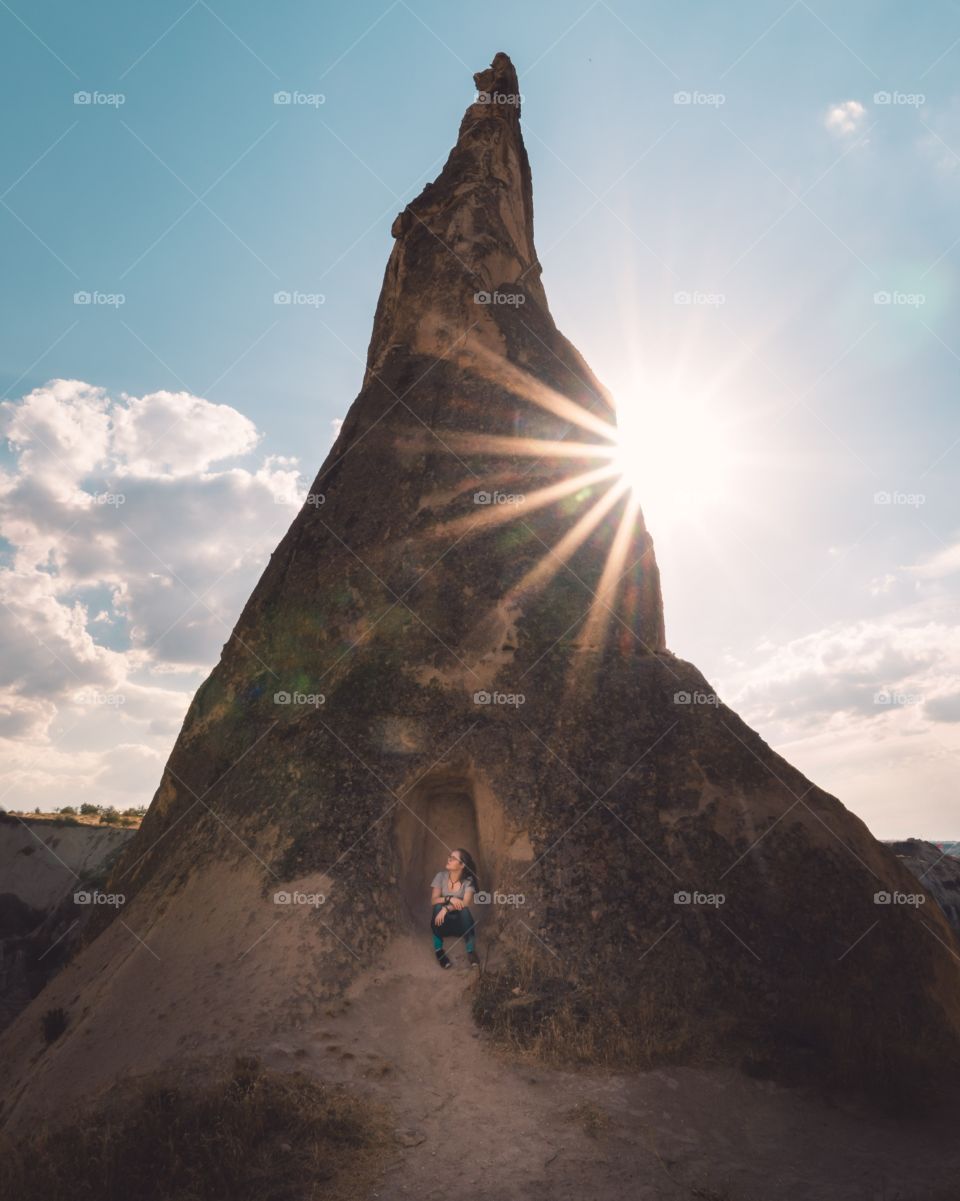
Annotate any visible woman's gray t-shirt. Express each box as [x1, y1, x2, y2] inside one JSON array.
[[431, 870, 475, 901]]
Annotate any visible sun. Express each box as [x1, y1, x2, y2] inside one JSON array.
[[611, 381, 736, 529]]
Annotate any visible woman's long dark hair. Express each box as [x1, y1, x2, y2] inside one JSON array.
[[453, 848, 480, 893]]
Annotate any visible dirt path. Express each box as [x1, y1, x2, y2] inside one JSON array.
[[256, 933, 960, 1201]]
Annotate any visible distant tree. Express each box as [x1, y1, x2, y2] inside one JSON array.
[[60, 806, 77, 815], [34, 807, 41, 814], [121, 807, 141, 817], [80, 803, 99, 815], [99, 807, 120, 824]]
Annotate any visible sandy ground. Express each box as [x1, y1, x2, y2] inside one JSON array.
[[254, 931, 960, 1201], [3, 849, 957, 1200]]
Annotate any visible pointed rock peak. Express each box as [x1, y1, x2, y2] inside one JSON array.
[[373, 53, 544, 373], [472, 50, 522, 114]]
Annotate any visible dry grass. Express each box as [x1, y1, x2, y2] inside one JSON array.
[[473, 935, 957, 1114], [0, 1054, 394, 1201], [473, 938, 715, 1072]]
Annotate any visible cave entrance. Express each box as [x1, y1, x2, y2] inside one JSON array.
[[394, 763, 485, 928]]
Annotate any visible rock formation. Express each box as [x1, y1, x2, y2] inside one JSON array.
[[0, 815, 133, 1031], [2, 52, 960, 1130]]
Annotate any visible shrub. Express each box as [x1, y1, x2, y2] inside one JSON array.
[[0, 1055, 393, 1201], [41, 1008, 68, 1044]]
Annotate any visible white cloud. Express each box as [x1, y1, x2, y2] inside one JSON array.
[[869, 572, 897, 596], [824, 99, 866, 136], [111, 389, 260, 477], [716, 538, 960, 836], [908, 539, 960, 580], [0, 378, 316, 812]]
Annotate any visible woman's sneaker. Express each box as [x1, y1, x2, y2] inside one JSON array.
[[467, 950, 480, 968], [435, 949, 452, 969]]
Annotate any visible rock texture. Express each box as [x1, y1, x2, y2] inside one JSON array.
[[2, 52, 960, 1131]]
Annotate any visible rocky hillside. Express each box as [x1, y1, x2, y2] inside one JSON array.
[[0, 814, 134, 1030], [889, 838, 960, 934]]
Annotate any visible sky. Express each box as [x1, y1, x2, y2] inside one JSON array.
[[0, 0, 958, 836]]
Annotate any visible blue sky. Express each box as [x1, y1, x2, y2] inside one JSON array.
[[1, 0, 958, 834]]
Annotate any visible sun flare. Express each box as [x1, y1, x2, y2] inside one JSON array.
[[612, 383, 736, 528]]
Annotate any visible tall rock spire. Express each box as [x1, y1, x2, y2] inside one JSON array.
[[2, 53, 959, 1133], [369, 51, 547, 376]]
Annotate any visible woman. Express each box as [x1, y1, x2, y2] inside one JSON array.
[[430, 848, 480, 969]]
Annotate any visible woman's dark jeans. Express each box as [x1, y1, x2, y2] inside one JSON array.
[[431, 903, 476, 953]]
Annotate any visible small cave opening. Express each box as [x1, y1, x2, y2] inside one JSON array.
[[393, 763, 487, 928]]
